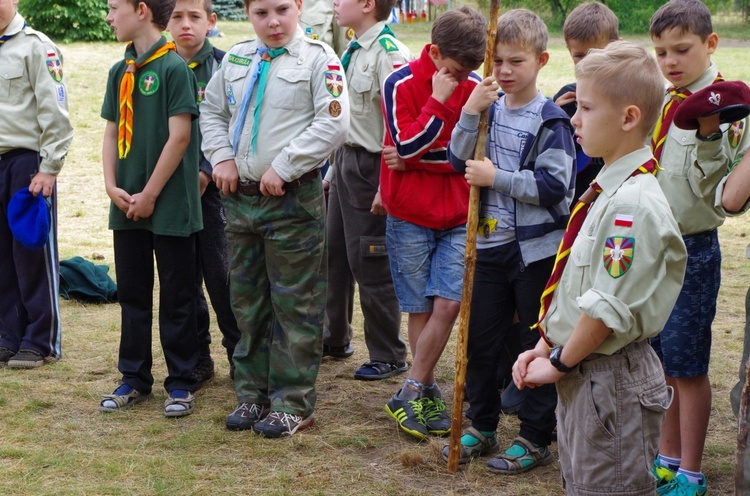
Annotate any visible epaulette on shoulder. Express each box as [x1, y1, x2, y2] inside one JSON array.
[[22, 25, 55, 47], [302, 36, 330, 52], [378, 35, 400, 53]]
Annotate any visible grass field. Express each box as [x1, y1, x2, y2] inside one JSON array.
[[1, 19, 750, 496]]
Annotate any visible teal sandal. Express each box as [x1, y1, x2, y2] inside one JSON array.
[[441, 427, 499, 464], [486, 436, 553, 474]]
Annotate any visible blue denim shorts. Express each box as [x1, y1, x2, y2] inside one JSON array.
[[386, 216, 466, 313], [651, 229, 720, 378]]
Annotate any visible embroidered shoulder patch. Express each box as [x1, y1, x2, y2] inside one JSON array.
[[197, 82, 207, 103], [47, 58, 63, 82], [138, 70, 159, 96], [329, 100, 342, 117], [729, 120, 745, 149], [603, 236, 635, 278], [379, 37, 399, 53], [325, 69, 343, 98], [228, 53, 251, 66]]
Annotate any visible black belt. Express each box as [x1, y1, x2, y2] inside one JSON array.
[[0, 148, 36, 161], [238, 169, 319, 196]]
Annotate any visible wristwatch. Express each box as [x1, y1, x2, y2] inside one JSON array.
[[696, 130, 723, 142], [549, 346, 575, 373]]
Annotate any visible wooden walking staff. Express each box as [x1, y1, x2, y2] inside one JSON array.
[[736, 355, 750, 492], [446, 0, 501, 473]]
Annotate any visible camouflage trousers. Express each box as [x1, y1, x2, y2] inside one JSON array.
[[223, 179, 326, 417]]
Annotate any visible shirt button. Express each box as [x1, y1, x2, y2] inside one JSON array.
[[681, 136, 687, 142]]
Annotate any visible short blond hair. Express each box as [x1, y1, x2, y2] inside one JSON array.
[[563, 2, 619, 43], [575, 41, 664, 134], [496, 9, 548, 55]]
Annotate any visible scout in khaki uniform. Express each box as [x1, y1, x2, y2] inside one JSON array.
[[300, 0, 348, 55], [513, 42, 687, 495], [647, 2, 750, 492], [98, 0, 202, 418], [200, 0, 349, 438], [322, 0, 412, 380], [0, 0, 73, 368]]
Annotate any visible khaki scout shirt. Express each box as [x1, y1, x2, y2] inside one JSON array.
[[0, 13, 73, 174], [200, 27, 350, 183], [345, 21, 412, 153], [656, 63, 750, 235], [299, 0, 349, 55], [545, 147, 687, 354]]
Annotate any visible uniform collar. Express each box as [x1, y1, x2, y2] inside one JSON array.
[[355, 21, 387, 49], [125, 35, 168, 63], [4, 13, 25, 37], [685, 62, 718, 93], [596, 146, 654, 198], [188, 39, 214, 68]]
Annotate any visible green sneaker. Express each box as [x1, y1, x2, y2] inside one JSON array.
[[652, 459, 677, 492], [385, 393, 428, 440], [658, 473, 707, 496], [421, 397, 451, 436]]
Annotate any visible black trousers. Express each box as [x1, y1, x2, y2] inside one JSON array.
[[465, 242, 557, 446], [0, 150, 61, 358], [113, 229, 198, 393], [195, 181, 240, 361]]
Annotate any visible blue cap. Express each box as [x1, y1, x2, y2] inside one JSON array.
[[7, 188, 51, 249]]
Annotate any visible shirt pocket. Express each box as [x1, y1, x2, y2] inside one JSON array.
[[663, 127, 695, 177], [270, 68, 312, 111], [0, 64, 24, 104], [348, 74, 374, 115], [565, 233, 594, 300], [224, 65, 249, 107]]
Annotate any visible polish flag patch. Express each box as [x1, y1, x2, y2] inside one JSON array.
[[327, 64, 341, 72], [47, 50, 57, 58], [614, 214, 633, 228]]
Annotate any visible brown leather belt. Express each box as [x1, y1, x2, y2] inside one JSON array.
[[238, 169, 319, 196]]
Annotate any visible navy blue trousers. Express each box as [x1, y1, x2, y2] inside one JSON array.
[[0, 149, 61, 359]]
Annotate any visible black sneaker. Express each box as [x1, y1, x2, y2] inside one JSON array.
[[384, 393, 429, 440], [252, 411, 315, 438], [7, 349, 44, 368], [422, 397, 451, 436], [191, 355, 215, 390], [0, 347, 15, 366], [226, 403, 270, 431]]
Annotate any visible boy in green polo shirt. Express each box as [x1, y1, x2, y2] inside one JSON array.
[[167, 0, 241, 387], [98, 0, 202, 417]]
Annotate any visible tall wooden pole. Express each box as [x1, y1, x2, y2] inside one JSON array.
[[447, 0, 500, 473]]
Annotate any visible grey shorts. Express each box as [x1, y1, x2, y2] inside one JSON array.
[[556, 341, 672, 496]]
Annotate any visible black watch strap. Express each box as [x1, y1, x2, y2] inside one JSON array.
[[549, 346, 575, 373]]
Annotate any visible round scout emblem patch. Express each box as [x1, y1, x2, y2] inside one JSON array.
[[603, 236, 635, 278], [46, 58, 63, 82], [346, 28, 355, 41], [139, 70, 160, 96], [197, 82, 207, 103], [329, 100, 342, 117]]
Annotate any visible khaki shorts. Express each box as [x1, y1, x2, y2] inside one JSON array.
[[556, 340, 673, 496]]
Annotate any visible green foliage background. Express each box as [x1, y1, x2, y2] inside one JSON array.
[[18, 0, 113, 42], [213, 0, 247, 21]]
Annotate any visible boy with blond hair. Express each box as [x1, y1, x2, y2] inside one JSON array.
[[554, 1, 619, 202], [380, 6, 486, 440], [200, 0, 349, 437], [322, 0, 411, 379], [513, 40, 687, 495], [446, 9, 574, 474], [0, 0, 73, 368], [167, 0, 241, 387], [648, 1, 750, 493], [99, 0, 202, 417]]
